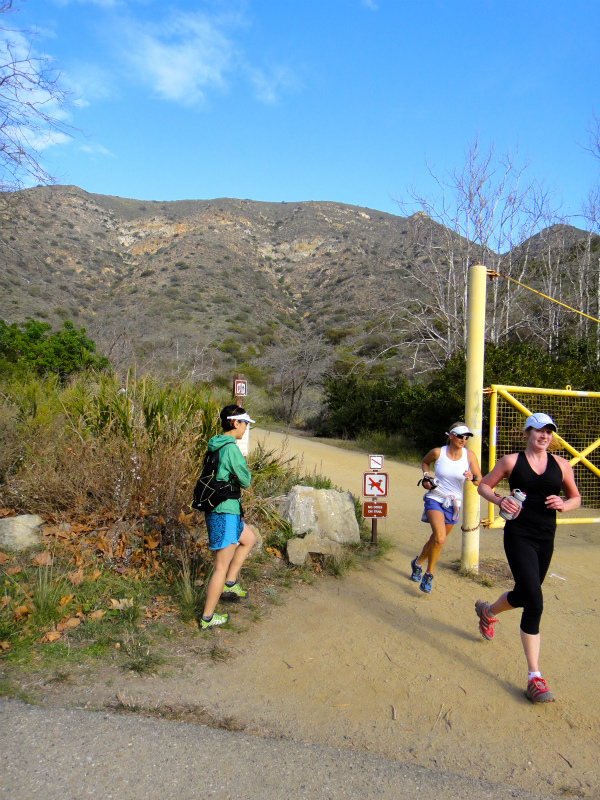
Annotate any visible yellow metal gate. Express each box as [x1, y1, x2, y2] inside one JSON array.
[[486, 385, 600, 528]]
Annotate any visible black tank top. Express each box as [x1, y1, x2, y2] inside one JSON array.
[[505, 452, 563, 539]]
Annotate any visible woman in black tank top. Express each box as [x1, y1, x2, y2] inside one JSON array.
[[475, 413, 580, 704]]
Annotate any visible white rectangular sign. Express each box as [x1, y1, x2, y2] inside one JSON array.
[[369, 454, 384, 470], [234, 379, 248, 397]]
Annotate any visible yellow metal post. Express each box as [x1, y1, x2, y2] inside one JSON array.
[[488, 386, 498, 525], [462, 264, 487, 573]]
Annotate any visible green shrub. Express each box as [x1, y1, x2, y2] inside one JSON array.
[[0, 319, 109, 379]]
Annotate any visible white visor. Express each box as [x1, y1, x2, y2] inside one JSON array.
[[447, 425, 473, 437], [227, 412, 255, 424]]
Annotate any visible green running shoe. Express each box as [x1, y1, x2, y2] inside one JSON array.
[[221, 582, 248, 599], [200, 612, 229, 631]]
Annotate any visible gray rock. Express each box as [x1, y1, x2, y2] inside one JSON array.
[[287, 532, 343, 566], [0, 515, 45, 551], [247, 525, 263, 558], [281, 486, 360, 544]]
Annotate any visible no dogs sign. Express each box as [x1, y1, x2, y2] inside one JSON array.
[[363, 472, 388, 497]]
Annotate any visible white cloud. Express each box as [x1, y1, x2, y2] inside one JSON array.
[[80, 142, 114, 156], [361, 0, 378, 9], [65, 62, 115, 107], [120, 12, 234, 105], [248, 65, 295, 105], [7, 125, 71, 151]]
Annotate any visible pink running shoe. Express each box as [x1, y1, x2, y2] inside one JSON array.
[[525, 676, 555, 703], [474, 600, 498, 641]]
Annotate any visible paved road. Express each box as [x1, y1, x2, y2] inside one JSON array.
[[1, 699, 554, 800]]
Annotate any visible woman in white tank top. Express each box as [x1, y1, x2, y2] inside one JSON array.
[[409, 422, 482, 594]]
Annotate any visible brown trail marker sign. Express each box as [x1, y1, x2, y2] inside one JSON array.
[[363, 502, 387, 518]]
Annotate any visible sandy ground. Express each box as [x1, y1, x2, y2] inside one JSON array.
[[36, 430, 600, 797]]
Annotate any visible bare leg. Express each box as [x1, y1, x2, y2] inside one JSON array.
[[488, 591, 515, 617], [202, 543, 237, 619], [520, 630, 541, 673], [225, 524, 256, 583], [416, 511, 453, 574]]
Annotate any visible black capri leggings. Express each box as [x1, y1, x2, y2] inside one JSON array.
[[504, 533, 554, 636]]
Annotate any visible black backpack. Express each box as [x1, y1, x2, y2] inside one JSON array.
[[191, 443, 242, 512]]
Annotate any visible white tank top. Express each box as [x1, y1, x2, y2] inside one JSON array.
[[426, 446, 469, 503]]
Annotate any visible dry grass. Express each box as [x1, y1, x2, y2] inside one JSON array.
[[0, 372, 220, 522]]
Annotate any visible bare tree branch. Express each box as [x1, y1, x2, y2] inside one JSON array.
[[0, 0, 72, 191]]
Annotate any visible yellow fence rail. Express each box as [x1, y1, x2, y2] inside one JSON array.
[[486, 385, 600, 528]]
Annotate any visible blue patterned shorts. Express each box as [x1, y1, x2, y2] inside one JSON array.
[[205, 512, 244, 551]]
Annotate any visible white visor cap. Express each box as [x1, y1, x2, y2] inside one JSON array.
[[447, 425, 473, 437], [227, 412, 256, 424], [524, 413, 557, 431]]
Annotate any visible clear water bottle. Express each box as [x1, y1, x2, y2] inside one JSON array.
[[499, 489, 526, 521]]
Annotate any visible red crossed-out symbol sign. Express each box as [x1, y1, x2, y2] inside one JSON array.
[[363, 472, 388, 497]]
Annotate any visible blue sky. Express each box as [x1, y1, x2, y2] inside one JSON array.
[[9, 0, 600, 220]]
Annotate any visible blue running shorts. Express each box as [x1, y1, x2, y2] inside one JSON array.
[[205, 512, 244, 551], [421, 497, 458, 525]]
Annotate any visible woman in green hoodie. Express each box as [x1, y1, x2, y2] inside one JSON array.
[[200, 405, 256, 630]]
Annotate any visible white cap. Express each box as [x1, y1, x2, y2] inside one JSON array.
[[524, 412, 557, 431], [447, 425, 473, 437], [227, 412, 256, 424]]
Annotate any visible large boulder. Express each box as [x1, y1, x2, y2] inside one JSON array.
[[287, 532, 343, 566], [0, 514, 45, 551], [280, 486, 360, 544]]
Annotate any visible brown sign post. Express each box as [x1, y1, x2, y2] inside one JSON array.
[[363, 457, 388, 544], [232, 375, 248, 407]]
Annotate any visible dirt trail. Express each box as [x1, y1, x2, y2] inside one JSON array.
[[52, 431, 600, 797]]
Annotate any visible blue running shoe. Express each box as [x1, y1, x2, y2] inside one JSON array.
[[410, 558, 422, 582], [420, 572, 433, 593]]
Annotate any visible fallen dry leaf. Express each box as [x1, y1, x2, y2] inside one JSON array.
[[67, 567, 84, 586], [0, 552, 9, 565], [265, 546, 283, 558], [96, 537, 113, 558], [14, 605, 30, 621], [59, 594, 74, 606], [0, 641, 10, 650], [109, 598, 134, 610], [6, 566, 21, 576], [1, 596, 10, 609], [89, 568, 102, 581], [88, 609, 105, 621], [178, 511, 194, 527], [57, 616, 81, 632], [70, 523, 92, 534], [143, 535, 160, 550], [43, 631, 62, 643], [31, 551, 53, 567]]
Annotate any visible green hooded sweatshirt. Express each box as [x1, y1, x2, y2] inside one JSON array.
[[206, 434, 251, 515]]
